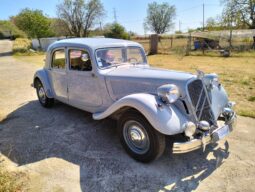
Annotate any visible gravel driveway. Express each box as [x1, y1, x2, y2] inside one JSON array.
[[0, 40, 255, 192]]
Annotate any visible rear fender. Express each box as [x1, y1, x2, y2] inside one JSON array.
[[33, 69, 53, 98], [93, 93, 189, 135]]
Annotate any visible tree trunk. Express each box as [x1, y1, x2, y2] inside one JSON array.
[[38, 38, 42, 50], [229, 29, 233, 49]]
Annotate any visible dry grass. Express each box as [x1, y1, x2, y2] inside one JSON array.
[[135, 38, 187, 54], [14, 53, 255, 118], [148, 54, 255, 118], [0, 165, 27, 192], [12, 38, 31, 53], [13, 54, 45, 66]]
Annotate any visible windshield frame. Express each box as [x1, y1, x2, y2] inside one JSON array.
[[95, 46, 147, 69]]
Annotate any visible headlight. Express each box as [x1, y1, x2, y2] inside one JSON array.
[[157, 84, 180, 104], [211, 76, 220, 87], [183, 122, 196, 138], [204, 74, 220, 89]]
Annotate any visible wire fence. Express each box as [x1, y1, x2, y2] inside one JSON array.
[[131, 29, 255, 56]]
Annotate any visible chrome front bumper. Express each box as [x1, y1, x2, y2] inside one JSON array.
[[172, 112, 237, 154]]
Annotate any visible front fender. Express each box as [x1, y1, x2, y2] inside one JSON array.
[[93, 93, 189, 135], [33, 69, 53, 98], [211, 85, 229, 118]]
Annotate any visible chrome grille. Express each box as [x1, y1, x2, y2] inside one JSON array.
[[187, 79, 215, 124]]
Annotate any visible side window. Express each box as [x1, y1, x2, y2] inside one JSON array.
[[52, 49, 66, 69], [69, 49, 92, 71]]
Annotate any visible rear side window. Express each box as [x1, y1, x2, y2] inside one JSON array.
[[52, 49, 65, 69], [69, 49, 92, 71]]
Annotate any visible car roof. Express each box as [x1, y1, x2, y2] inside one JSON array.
[[48, 37, 142, 51]]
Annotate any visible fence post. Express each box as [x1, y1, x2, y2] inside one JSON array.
[[186, 33, 192, 56], [149, 34, 158, 54], [252, 36, 255, 49], [170, 37, 173, 48], [229, 29, 233, 49]]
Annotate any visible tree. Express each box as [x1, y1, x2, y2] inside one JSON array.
[[104, 23, 129, 39], [12, 9, 53, 39], [221, 0, 255, 29], [56, 0, 105, 37], [144, 2, 176, 34], [0, 20, 27, 39], [50, 18, 71, 37], [205, 17, 224, 31]]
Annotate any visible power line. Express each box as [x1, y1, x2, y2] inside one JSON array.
[[178, 5, 202, 13]]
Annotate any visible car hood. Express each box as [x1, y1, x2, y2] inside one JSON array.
[[104, 65, 196, 100]]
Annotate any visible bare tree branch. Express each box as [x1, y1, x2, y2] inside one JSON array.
[[57, 0, 105, 37]]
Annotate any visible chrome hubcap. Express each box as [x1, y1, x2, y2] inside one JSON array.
[[38, 86, 46, 103], [123, 120, 150, 154]]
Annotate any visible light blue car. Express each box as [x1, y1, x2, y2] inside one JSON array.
[[32, 38, 236, 162]]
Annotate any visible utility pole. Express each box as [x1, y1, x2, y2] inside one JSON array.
[[113, 8, 117, 23], [179, 20, 181, 32], [202, 3, 205, 31], [99, 22, 102, 32]]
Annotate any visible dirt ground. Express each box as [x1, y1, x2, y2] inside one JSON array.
[[0, 40, 255, 192]]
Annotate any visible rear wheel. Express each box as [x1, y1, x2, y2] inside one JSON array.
[[118, 110, 165, 163], [35, 80, 54, 108]]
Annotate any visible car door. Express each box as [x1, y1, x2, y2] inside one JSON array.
[[67, 48, 102, 110], [48, 48, 68, 103]]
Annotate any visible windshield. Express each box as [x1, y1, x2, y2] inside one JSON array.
[[95, 47, 146, 69]]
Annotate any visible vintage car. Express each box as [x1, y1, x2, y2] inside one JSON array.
[[32, 38, 236, 162]]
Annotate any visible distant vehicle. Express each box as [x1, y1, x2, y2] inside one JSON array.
[[32, 38, 236, 162]]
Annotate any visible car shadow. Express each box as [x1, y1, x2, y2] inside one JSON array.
[[0, 100, 230, 191]]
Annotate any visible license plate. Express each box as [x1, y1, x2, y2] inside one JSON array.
[[215, 125, 230, 140]]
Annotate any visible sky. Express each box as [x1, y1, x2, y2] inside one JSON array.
[[0, 0, 223, 35]]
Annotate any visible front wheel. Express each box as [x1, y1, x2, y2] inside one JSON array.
[[118, 110, 166, 163], [35, 80, 54, 108]]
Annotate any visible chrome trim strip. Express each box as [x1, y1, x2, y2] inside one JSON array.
[[195, 87, 204, 111], [198, 94, 207, 120], [185, 78, 199, 122]]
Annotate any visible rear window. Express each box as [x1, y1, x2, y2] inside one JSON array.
[[52, 49, 65, 69]]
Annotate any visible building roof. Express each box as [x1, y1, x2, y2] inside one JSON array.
[[48, 37, 142, 51]]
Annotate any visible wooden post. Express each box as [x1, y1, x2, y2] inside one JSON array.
[[149, 34, 158, 55], [252, 36, 255, 49], [186, 33, 192, 56], [170, 37, 173, 48], [229, 29, 233, 49], [202, 39, 205, 55]]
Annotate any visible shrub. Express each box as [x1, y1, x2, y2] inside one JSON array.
[[0, 20, 27, 39], [13, 38, 32, 53], [104, 23, 129, 40]]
